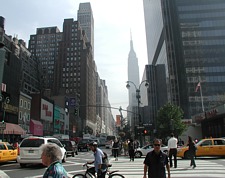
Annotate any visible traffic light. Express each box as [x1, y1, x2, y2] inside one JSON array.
[[143, 129, 148, 135], [74, 108, 79, 116]]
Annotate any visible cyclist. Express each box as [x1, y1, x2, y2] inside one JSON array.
[[87, 142, 107, 178]]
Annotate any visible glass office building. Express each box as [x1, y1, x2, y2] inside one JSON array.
[[144, 0, 225, 119]]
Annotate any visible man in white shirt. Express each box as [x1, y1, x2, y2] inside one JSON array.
[[167, 133, 178, 168]]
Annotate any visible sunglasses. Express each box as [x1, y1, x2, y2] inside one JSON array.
[[154, 144, 160, 146]]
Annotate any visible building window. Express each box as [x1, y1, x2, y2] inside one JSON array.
[[27, 102, 30, 110], [20, 99, 23, 107], [24, 101, 27, 109], [27, 114, 30, 121], [19, 112, 22, 120]]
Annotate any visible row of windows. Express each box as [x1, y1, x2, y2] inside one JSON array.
[[62, 83, 80, 88], [187, 76, 225, 83], [20, 99, 30, 110], [178, 3, 225, 12], [185, 57, 222, 65], [180, 11, 225, 19], [182, 29, 225, 38], [62, 72, 80, 77], [186, 66, 225, 73], [189, 95, 225, 102], [183, 48, 225, 55], [19, 111, 30, 121], [183, 39, 225, 46], [62, 77, 80, 82]]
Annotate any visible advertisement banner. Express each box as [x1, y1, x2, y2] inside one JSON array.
[[41, 99, 53, 122], [116, 115, 121, 127]]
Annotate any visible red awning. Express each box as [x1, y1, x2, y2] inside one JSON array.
[[4, 123, 26, 135]]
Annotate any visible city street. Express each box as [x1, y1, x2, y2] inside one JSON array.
[[0, 148, 225, 178]]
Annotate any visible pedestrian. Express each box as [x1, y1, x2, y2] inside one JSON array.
[[123, 140, 128, 156], [112, 138, 119, 161], [168, 133, 178, 168], [128, 138, 135, 161], [41, 143, 68, 178], [143, 139, 171, 178], [187, 136, 196, 168], [87, 142, 107, 178]]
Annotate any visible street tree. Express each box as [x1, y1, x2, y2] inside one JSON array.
[[156, 103, 186, 139]]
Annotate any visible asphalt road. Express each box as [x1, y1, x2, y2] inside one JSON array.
[[0, 147, 112, 178], [0, 148, 225, 178]]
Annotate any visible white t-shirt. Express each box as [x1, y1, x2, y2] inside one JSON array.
[[168, 137, 178, 149]]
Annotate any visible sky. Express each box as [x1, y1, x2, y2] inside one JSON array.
[[1, 0, 148, 119]]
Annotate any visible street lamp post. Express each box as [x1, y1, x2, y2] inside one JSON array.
[[126, 80, 149, 145]]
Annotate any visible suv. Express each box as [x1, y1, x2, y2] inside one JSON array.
[[60, 140, 78, 157], [17, 136, 66, 168]]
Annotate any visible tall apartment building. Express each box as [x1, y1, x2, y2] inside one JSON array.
[[77, 2, 94, 52], [54, 19, 97, 136], [143, 0, 225, 119], [29, 27, 62, 96]]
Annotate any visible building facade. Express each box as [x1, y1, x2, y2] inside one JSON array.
[[77, 2, 94, 52], [29, 27, 62, 96], [143, 0, 225, 119]]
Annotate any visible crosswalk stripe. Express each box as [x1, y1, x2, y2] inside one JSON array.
[[108, 157, 225, 178]]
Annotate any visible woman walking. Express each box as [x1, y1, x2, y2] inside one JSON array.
[[187, 136, 196, 168], [128, 139, 135, 161]]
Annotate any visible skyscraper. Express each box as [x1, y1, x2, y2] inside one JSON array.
[[77, 2, 94, 52], [29, 27, 62, 95], [128, 35, 140, 107], [127, 35, 140, 131], [143, 0, 225, 119]]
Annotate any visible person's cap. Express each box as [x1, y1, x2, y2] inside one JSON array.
[[89, 141, 98, 146]]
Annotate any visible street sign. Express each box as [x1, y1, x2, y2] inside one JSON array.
[[0, 122, 6, 129], [136, 126, 144, 129]]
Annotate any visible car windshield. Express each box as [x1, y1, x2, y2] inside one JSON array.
[[20, 139, 44, 147]]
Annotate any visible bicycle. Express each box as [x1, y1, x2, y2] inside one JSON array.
[[72, 163, 124, 178]]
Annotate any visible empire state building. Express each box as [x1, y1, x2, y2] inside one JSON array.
[[127, 35, 140, 128]]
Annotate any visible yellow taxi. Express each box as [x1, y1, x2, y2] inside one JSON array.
[[177, 138, 225, 159], [0, 142, 18, 162]]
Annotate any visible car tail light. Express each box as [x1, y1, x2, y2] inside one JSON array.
[[18, 147, 20, 155]]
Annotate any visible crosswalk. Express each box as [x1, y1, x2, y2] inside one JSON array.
[[108, 156, 225, 178]]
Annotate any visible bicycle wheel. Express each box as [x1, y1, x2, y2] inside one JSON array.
[[109, 173, 125, 178], [72, 174, 85, 178]]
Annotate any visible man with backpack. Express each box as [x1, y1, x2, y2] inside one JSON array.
[[87, 142, 108, 178]]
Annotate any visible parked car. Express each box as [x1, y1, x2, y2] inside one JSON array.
[[77, 139, 90, 151], [177, 137, 225, 159], [17, 136, 66, 168], [0, 142, 18, 163], [59, 140, 78, 157], [134, 144, 168, 158]]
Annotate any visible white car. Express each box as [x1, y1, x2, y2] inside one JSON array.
[[17, 136, 66, 168], [134, 144, 168, 158]]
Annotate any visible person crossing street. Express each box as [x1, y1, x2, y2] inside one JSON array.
[[168, 133, 178, 168]]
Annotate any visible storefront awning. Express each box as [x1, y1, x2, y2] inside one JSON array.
[[30, 119, 43, 136], [4, 123, 26, 135]]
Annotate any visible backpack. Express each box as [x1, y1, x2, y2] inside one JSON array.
[[102, 152, 108, 164], [128, 142, 134, 150]]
